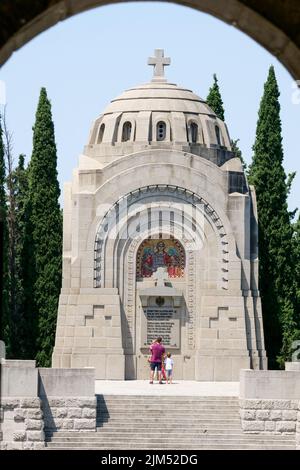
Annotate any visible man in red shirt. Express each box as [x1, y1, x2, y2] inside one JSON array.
[[149, 337, 165, 384]]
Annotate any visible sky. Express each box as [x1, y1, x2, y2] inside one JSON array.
[[0, 2, 299, 213]]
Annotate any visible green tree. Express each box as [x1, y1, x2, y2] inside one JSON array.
[[248, 66, 298, 368], [206, 73, 225, 121], [9, 155, 36, 358], [231, 138, 247, 170], [29, 88, 62, 366], [0, 117, 10, 349]]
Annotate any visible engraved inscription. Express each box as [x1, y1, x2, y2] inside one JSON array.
[[142, 307, 180, 348]]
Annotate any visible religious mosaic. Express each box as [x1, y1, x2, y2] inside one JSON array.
[[136, 238, 185, 279]]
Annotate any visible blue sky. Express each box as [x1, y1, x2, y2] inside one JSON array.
[[0, 2, 299, 213]]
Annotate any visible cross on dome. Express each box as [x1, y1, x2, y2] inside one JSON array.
[[148, 49, 171, 82]]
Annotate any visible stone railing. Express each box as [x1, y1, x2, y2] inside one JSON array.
[[239, 368, 300, 449], [1, 397, 45, 450], [0, 360, 45, 450], [39, 368, 96, 433], [240, 399, 298, 433], [42, 397, 96, 433], [0, 360, 96, 449]]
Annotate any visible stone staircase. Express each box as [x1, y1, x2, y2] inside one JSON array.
[[45, 395, 295, 450]]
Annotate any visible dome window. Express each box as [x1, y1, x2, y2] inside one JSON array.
[[156, 121, 166, 141], [215, 126, 221, 146], [98, 123, 105, 143], [189, 122, 198, 143], [122, 122, 132, 142]]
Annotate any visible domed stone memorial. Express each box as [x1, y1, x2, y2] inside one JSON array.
[[52, 50, 267, 380]]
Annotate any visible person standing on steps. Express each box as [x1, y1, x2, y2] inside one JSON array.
[[164, 352, 174, 384], [149, 337, 165, 384]]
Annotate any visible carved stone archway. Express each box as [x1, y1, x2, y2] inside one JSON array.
[[0, 1, 300, 79]]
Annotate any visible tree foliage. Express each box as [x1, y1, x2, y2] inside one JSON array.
[[248, 66, 299, 367], [29, 88, 62, 366], [206, 73, 225, 121], [231, 138, 247, 170], [9, 155, 37, 358], [0, 116, 10, 348]]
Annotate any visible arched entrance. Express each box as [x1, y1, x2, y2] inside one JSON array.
[[91, 183, 252, 380], [0, 1, 299, 79], [135, 236, 186, 379]]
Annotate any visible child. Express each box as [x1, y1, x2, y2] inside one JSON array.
[[164, 352, 174, 384], [161, 357, 167, 382]]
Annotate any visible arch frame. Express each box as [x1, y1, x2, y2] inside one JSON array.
[[93, 184, 230, 289], [1, 1, 299, 80]]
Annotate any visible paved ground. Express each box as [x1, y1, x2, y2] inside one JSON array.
[[95, 380, 239, 396]]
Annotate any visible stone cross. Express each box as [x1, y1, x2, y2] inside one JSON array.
[[148, 49, 171, 80], [153, 267, 168, 287], [209, 308, 238, 339]]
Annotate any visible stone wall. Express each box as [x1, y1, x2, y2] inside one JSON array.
[[0, 360, 45, 450], [39, 368, 96, 433], [240, 399, 298, 434], [0, 398, 44, 450], [0, 360, 97, 449], [239, 368, 300, 448], [42, 397, 96, 433]]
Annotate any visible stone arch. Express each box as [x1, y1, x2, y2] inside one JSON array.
[[120, 227, 199, 356], [94, 184, 230, 290], [0, 1, 299, 80]]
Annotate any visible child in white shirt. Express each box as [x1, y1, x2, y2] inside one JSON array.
[[164, 352, 174, 384]]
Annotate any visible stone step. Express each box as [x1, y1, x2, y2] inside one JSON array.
[[96, 395, 239, 403], [44, 393, 296, 451], [97, 405, 240, 411], [97, 408, 239, 414], [46, 445, 295, 450], [97, 402, 240, 406], [46, 428, 245, 439], [47, 440, 295, 450], [46, 433, 294, 442], [97, 397, 239, 402], [96, 418, 241, 424], [94, 430, 294, 437], [46, 429, 241, 439], [97, 423, 243, 430]]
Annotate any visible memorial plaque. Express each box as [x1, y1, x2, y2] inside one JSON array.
[[141, 307, 180, 348]]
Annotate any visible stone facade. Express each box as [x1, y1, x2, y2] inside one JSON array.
[[239, 368, 300, 448], [52, 50, 267, 380], [240, 399, 299, 434], [42, 397, 96, 433], [0, 398, 45, 450]]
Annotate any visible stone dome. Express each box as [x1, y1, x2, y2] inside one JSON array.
[[102, 82, 212, 114], [85, 50, 232, 165]]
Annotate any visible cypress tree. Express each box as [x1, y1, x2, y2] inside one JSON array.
[[248, 66, 298, 368], [231, 138, 247, 170], [0, 117, 10, 349], [29, 88, 62, 366], [10, 155, 36, 358], [206, 73, 225, 121], [206, 75, 245, 169]]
